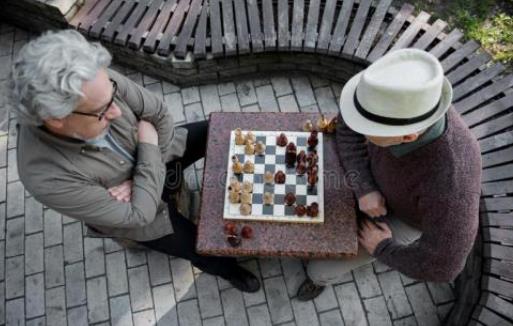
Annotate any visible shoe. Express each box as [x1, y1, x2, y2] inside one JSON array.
[[296, 278, 325, 301], [227, 266, 261, 293]]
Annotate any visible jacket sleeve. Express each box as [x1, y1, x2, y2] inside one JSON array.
[[108, 69, 175, 161], [335, 112, 378, 198], [33, 143, 166, 228], [373, 191, 481, 282]]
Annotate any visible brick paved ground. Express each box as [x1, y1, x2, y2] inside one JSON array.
[[0, 23, 456, 326]]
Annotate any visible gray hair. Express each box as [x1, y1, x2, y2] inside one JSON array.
[[9, 29, 112, 125]]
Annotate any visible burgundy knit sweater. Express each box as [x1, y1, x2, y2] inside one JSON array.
[[336, 107, 482, 282]]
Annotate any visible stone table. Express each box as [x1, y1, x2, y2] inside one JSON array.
[[196, 112, 357, 259]]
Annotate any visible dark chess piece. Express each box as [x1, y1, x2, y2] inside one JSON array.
[[307, 203, 319, 217], [296, 162, 307, 175], [224, 222, 237, 235], [308, 130, 319, 148], [241, 226, 253, 239], [276, 133, 288, 146], [306, 151, 318, 167], [296, 150, 307, 164], [226, 234, 242, 247], [295, 205, 307, 216], [274, 170, 286, 184], [285, 142, 297, 167], [307, 172, 318, 187], [285, 192, 296, 206]]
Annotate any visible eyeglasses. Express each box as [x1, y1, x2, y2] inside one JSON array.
[[72, 79, 118, 121]]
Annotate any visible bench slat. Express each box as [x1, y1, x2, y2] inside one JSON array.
[[114, 0, 150, 46], [429, 28, 464, 58], [209, 0, 224, 57], [483, 276, 513, 301], [447, 52, 493, 85], [219, 0, 237, 55], [174, 0, 204, 58], [193, 3, 208, 59], [354, 0, 392, 59], [327, 0, 354, 55], [412, 19, 447, 50], [342, 0, 373, 56], [233, 0, 250, 54], [480, 293, 513, 322], [304, 0, 321, 52], [454, 63, 505, 101], [482, 145, 513, 168], [367, 3, 414, 62], [262, 0, 277, 50], [157, 0, 191, 56], [484, 259, 513, 280], [479, 130, 513, 154], [455, 74, 513, 115], [101, 0, 138, 41], [463, 93, 513, 128], [291, 0, 305, 51], [471, 112, 513, 140], [247, 0, 264, 52], [441, 40, 480, 72], [89, 0, 124, 39], [482, 213, 513, 227], [482, 164, 513, 183], [483, 228, 513, 245], [143, 0, 177, 53], [389, 11, 430, 51], [474, 306, 513, 326], [78, 0, 112, 34], [70, 0, 100, 27], [482, 178, 513, 196], [128, 0, 163, 49], [316, 0, 338, 53], [481, 197, 513, 212], [483, 244, 513, 263], [277, 0, 290, 50]]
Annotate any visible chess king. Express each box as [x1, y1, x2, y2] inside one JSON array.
[[297, 48, 482, 300], [9, 30, 260, 293]]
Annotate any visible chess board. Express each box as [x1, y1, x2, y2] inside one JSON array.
[[223, 130, 324, 223]]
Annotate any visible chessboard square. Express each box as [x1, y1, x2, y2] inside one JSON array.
[[306, 196, 318, 205], [265, 136, 276, 146], [234, 146, 245, 154], [296, 175, 307, 185], [234, 173, 244, 182], [285, 206, 296, 216], [229, 204, 240, 214], [297, 137, 307, 147], [253, 193, 263, 204], [286, 174, 297, 185], [262, 205, 274, 215], [264, 165, 276, 173], [274, 205, 285, 216], [236, 154, 245, 163], [264, 184, 274, 193], [264, 155, 276, 164], [275, 155, 285, 164], [288, 135, 297, 144], [256, 136, 266, 143], [243, 174, 254, 183], [253, 183, 264, 194], [274, 194, 285, 205], [296, 185, 307, 195], [274, 184, 285, 194], [285, 165, 296, 175], [252, 204, 263, 215], [255, 155, 265, 164], [275, 164, 286, 172], [265, 146, 276, 155], [285, 185, 296, 194], [254, 164, 265, 174], [307, 186, 317, 196], [276, 146, 286, 155], [296, 195, 307, 205]]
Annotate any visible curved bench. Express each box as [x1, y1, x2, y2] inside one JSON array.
[[2, 0, 513, 324]]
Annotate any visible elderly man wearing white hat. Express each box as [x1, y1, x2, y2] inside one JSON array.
[[297, 49, 482, 301]]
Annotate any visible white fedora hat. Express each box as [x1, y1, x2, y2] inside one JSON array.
[[339, 48, 453, 137]]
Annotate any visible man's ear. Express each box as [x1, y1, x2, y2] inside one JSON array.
[[44, 118, 65, 130], [402, 133, 419, 143]]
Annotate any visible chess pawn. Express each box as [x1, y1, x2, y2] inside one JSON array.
[[307, 202, 319, 217], [308, 131, 319, 148], [263, 192, 273, 205], [241, 192, 252, 205], [303, 120, 314, 132], [255, 141, 266, 156], [274, 170, 286, 184], [228, 177, 241, 192], [242, 181, 253, 193], [285, 192, 296, 206], [245, 131, 256, 145], [245, 141, 255, 155], [307, 172, 318, 187], [235, 128, 245, 145], [326, 116, 338, 134], [317, 114, 329, 132], [306, 151, 318, 167], [264, 171, 274, 184], [296, 161, 307, 175], [240, 203, 252, 216], [276, 133, 288, 146], [243, 160, 254, 174], [285, 149, 297, 167], [229, 190, 240, 204], [232, 156, 244, 174], [296, 150, 307, 164]]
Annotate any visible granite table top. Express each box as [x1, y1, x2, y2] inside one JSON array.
[[196, 112, 358, 259]]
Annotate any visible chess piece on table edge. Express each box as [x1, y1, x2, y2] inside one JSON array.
[[240, 203, 252, 215], [235, 128, 245, 145], [232, 155, 243, 174]]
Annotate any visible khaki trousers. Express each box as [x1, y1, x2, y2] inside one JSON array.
[[306, 216, 422, 285]]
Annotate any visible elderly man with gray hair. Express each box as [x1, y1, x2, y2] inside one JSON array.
[[10, 30, 260, 293]]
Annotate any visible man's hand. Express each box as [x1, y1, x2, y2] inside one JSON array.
[[108, 180, 133, 203], [138, 120, 158, 145], [358, 219, 392, 255], [358, 191, 387, 218]]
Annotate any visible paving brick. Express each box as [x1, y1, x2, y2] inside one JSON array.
[[165, 93, 186, 123], [259, 258, 282, 278], [87, 276, 109, 323], [5, 297, 24, 326], [103, 237, 123, 253], [291, 76, 317, 107], [240, 259, 266, 307], [280, 258, 305, 297], [67, 305, 89, 326], [0, 174, 5, 209], [133, 309, 156, 326], [0, 33, 13, 56], [144, 82, 164, 100], [196, 272, 222, 318], [170, 257, 196, 302], [25, 197, 43, 234], [6, 216, 24, 257], [354, 264, 382, 298], [315, 87, 339, 113], [147, 250, 172, 286], [128, 72, 144, 85], [378, 271, 413, 319], [84, 237, 105, 278], [45, 245, 64, 288], [217, 275, 233, 291], [6, 255, 24, 298], [65, 262, 86, 307], [364, 296, 392, 326], [185, 102, 205, 122], [0, 241, 4, 281], [182, 86, 201, 105], [7, 120, 17, 150], [110, 295, 134, 326], [177, 299, 202, 326], [62, 214, 76, 225], [256, 85, 279, 112], [199, 84, 222, 115], [203, 316, 226, 326], [7, 148, 18, 182], [264, 276, 293, 324], [218, 82, 236, 95], [314, 285, 339, 312], [242, 104, 260, 112], [253, 77, 271, 87], [0, 282, 3, 324], [405, 283, 439, 326], [393, 316, 418, 326], [334, 282, 367, 326], [236, 80, 258, 106], [0, 55, 12, 81], [400, 274, 418, 286], [143, 74, 159, 85], [247, 304, 272, 326], [426, 282, 455, 304], [43, 209, 62, 247], [0, 135, 7, 167], [291, 298, 320, 326], [221, 287, 249, 326], [152, 283, 178, 326], [63, 222, 83, 264], [163, 81, 181, 94], [126, 248, 147, 267], [310, 75, 330, 88], [437, 302, 453, 321], [278, 95, 300, 112], [220, 93, 241, 112], [271, 77, 293, 96], [300, 104, 320, 113], [26, 316, 45, 326], [25, 272, 45, 318], [46, 286, 67, 326], [7, 181, 24, 218], [128, 265, 154, 312], [373, 260, 392, 274], [319, 309, 345, 326]]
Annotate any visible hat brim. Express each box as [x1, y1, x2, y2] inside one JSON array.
[[339, 72, 453, 137]]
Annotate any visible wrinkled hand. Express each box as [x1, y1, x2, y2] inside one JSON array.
[[138, 120, 158, 145], [108, 180, 133, 203], [358, 219, 392, 255], [358, 191, 387, 218]]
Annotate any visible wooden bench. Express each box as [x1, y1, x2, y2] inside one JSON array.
[[3, 1, 513, 324]]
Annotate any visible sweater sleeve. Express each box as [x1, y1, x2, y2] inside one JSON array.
[[373, 191, 480, 282], [335, 112, 378, 198]]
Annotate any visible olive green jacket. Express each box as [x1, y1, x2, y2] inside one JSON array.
[[17, 69, 188, 241]]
